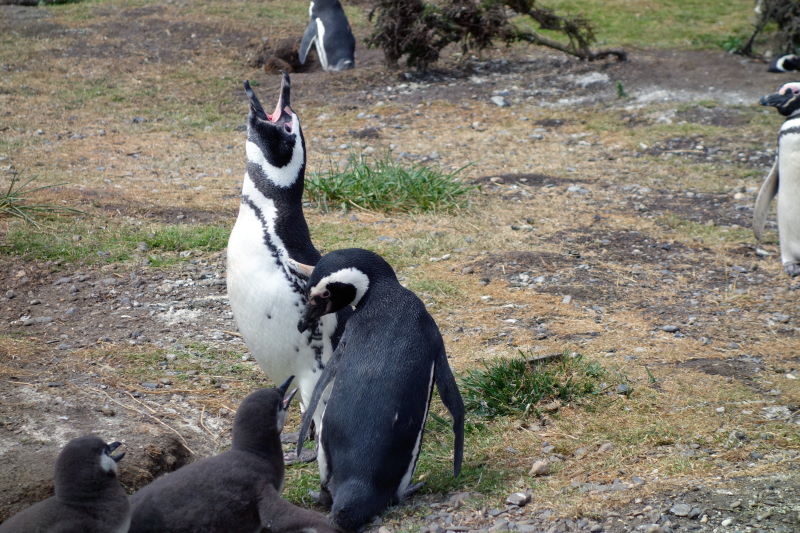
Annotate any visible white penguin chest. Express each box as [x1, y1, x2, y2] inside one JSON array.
[[227, 202, 335, 398]]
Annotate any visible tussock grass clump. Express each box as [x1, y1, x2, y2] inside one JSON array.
[[306, 154, 474, 213], [0, 175, 81, 226], [460, 352, 605, 418]]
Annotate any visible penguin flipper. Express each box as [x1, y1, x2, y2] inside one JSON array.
[[753, 159, 779, 242], [298, 20, 318, 65], [296, 335, 346, 455], [434, 349, 465, 478], [258, 484, 339, 533]]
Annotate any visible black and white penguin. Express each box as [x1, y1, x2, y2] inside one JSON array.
[[0, 436, 129, 533], [768, 54, 800, 73], [227, 74, 349, 435], [292, 248, 465, 531], [129, 377, 339, 533], [298, 0, 356, 72], [754, 82, 800, 277]]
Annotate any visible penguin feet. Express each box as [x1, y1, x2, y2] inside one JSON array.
[[280, 431, 300, 444], [284, 447, 317, 465], [401, 481, 425, 500], [784, 262, 800, 278], [307, 486, 332, 508]]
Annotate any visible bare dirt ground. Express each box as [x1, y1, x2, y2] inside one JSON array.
[[1, 2, 798, 532]]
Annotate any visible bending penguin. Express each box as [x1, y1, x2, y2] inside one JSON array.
[[129, 377, 339, 533], [227, 74, 350, 443], [769, 54, 800, 73], [754, 82, 800, 277], [299, 0, 356, 71], [292, 248, 465, 531], [0, 436, 129, 533]]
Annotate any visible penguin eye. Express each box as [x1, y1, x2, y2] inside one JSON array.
[[284, 123, 292, 134], [321, 289, 330, 299]]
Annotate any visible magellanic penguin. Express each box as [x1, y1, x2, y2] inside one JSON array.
[[769, 54, 800, 73], [299, 0, 356, 72], [754, 82, 800, 277], [292, 248, 465, 531], [0, 436, 129, 533], [227, 74, 350, 433], [129, 377, 339, 533]]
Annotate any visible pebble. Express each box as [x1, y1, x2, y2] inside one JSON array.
[[490, 96, 510, 107], [616, 383, 632, 396], [505, 492, 530, 507], [661, 324, 679, 332], [100, 407, 115, 416], [488, 519, 510, 531], [5, 290, 15, 299], [22, 316, 53, 326], [670, 503, 691, 517], [529, 460, 550, 476], [597, 442, 614, 454], [721, 518, 733, 527]]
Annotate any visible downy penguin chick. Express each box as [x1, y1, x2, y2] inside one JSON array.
[[0, 436, 129, 533], [227, 74, 349, 435], [754, 82, 800, 277], [299, 0, 356, 71], [129, 377, 339, 533], [293, 248, 465, 531]]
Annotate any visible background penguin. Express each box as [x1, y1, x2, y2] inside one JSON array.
[[0, 435, 129, 533], [768, 54, 800, 72], [754, 82, 800, 277], [129, 377, 339, 533], [226, 74, 350, 444], [292, 248, 465, 531], [299, 0, 356, 71]]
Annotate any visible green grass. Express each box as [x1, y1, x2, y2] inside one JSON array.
[[536, 0, 754, 50], [305, 154, 475, 214], [0, 175, 82, 226], [659, 214, 754, 244], [460, 352, 606, 419], [1, 218, 230, 264]]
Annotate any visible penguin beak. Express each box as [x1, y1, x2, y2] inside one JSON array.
[[760, 91, 794, 108], [244, 80, 268, 120], [106, 442, 125, 463], [267, 72, 294, 126], [282, 387, 298, 410], [297, 298, 330, 333], [277, 375, 295, 397]]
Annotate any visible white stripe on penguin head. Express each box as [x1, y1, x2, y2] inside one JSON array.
[[245, 114, 304, 188], [310, 267, 370, 308]]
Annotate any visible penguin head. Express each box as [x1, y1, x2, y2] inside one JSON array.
[[760, 82, 800, 117], [768, 54, 800, 73], [232, 377, 298, 452], [53, 436, 125, 499], [295, 248, 396, 332], [243, 73, 305, 183]]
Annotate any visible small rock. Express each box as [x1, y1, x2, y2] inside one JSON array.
[[561, 295, 572, 304], [47, 381, 64, 388], [721, 518, 733, 527], [378, 527, 391, 533], [616, 383, 632, 396], [597, 442, 614, 454], [661, 325, 679, 333], [5, 290, 15, 299], [100, 407, 115, 416], [529, 460, 550, 476], [670, 503, 692, 517], [140, 382, 158, 390], [643, 526, 665, 533], [488, 519, 510, 531], [490, 96, 510, 107], [505, 492, 530, 507], [22, 316, 53, 326], [688, 507, 702, 519]]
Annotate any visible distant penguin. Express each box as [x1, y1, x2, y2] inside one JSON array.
[[227, 74, 350, 438], [0, 436, 129, 533], [292, 248, 465, 531], [130, 377, 339, 533], [299, 0, 356, 71], [769, 54, 800, 73], [754, 82, 800, 277]]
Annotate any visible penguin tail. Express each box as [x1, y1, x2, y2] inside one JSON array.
[[331, 480, 389, 531]]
